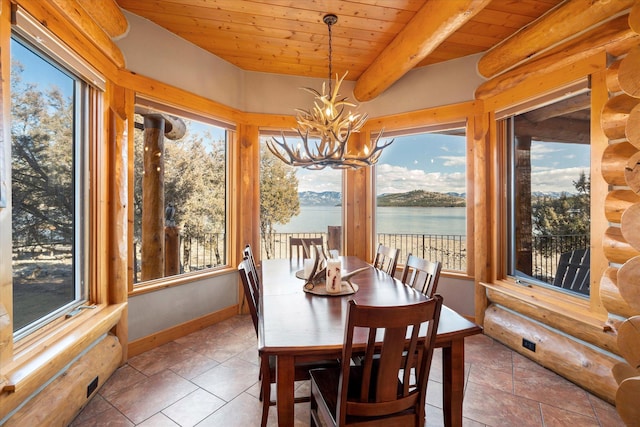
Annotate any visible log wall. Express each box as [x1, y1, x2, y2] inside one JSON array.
[[601, 7, 640, 421], [476, 3, 640, 422]]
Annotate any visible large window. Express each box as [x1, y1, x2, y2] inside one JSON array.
[[10, 11, 101, 338], [259, 134, 343, 260], [504, 85, 591, 297], [132, 101, 229, 284], [375, 128, 467, 272]]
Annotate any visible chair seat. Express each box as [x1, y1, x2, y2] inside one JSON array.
[[266, 356, 340, 405], [310, 367, 416, 426], [268, 355, 339, 383]]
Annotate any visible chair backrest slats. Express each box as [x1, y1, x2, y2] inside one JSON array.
[[338, 296, 443, 425], [238, 256, 260, 336], [289, 236, 324, 260], [373, 243, 400, 277], [401, 254, 442, 298]]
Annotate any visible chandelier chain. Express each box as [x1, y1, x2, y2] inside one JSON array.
[[328, 16, 333, 94], [265, 12, 394, 169]]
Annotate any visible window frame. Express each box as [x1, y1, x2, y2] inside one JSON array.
[[372, 124, 469, 274], [496, 79, 592, 299], [257, 129, 345, 261], [9, 8, 103, 341], [129, 95, 234, 292]]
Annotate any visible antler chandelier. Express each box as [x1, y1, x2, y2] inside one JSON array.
[[266, 14, 393, 170]]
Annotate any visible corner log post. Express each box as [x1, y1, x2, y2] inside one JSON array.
[[138, 110, 186, 282], [141, 115, 166, 281]]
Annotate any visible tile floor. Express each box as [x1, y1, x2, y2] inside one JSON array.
[[71, 314, 625, 426]]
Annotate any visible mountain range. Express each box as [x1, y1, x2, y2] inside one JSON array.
[[298, 190, 466, 207]]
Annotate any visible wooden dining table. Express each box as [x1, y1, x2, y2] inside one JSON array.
[[258, 256, 482, 427]]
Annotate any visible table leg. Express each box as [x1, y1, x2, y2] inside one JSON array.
[[276, 354, 295, 427], [442, 340, 465, 427]]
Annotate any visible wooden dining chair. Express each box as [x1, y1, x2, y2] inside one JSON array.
[[401, 254, 442, 298], [372, 243, 400, 277], [238, 257, 338, 427], [243, 244, 260, 287], [309, 296, 443, 427], [289, 236, 324, 260]]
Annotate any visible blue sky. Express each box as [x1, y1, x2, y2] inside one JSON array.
[[12, 38, 74, 96]]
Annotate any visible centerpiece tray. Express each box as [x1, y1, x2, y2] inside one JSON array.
[[303, 281, 359, 296]]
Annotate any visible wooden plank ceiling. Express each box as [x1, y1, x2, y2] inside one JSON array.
[[115, 0, 564, 81]]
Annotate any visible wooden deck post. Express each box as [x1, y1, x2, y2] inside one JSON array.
[[141, 115, 165, 281], [515, 135, 533, 276]]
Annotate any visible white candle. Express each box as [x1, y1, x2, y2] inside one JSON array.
[[303, 258, 314, 279], [326, 259, 341, 294]]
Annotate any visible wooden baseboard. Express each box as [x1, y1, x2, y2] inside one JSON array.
[[127, 305, 239, 358]]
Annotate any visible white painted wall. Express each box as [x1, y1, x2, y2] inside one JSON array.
[[128, 271, 238, 341], [117, 11, 479, 340], [117, 11, 485, 117]]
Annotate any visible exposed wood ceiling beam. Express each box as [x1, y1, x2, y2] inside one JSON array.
[[77, 0, 128, 38], [353, 0, 491, 102], [477, 0, 635, 79]]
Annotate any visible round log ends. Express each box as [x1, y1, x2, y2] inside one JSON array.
[[601, 94, 640, 140], [600, 267, 638, 319], [626, 104, 640, 149], [606, 59, 622, 94], [617, 316, 640, 368], [613, 362, 640, 385], [621, 203, 640, 251], [619, 46, 640, 98], [626, 151, 640, 193], [603, 227, 640, 265], [605, 190, 640, 223], [630, 2, 640, 35], [602, 141, 638, 186], [616, 376, 640, 426], [618, 257, 640, 312]]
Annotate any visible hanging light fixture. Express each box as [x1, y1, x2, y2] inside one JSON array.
[[266, 14, 393, 170]]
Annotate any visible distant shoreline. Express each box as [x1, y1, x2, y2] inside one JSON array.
[[299, 189, 466, 208]]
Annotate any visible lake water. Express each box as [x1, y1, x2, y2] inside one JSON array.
[[276, 206, 466, 235]]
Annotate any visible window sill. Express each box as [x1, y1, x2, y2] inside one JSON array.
[[2, 302, 126, 395], [480, 279, 607, 325], [130, 265, 236, 296]]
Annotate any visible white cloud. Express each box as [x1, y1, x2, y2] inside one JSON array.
[[530, 144, 561, 161], [376, 164, 465, 194], [296, 168, 342, 192], [439, 155, 465, 167], [531, 166, 588, 193]]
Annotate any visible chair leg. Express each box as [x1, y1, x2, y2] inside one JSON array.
[[260, 357, 271, 427]]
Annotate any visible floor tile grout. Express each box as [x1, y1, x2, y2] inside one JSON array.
[[71, 314, 625, 427]]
